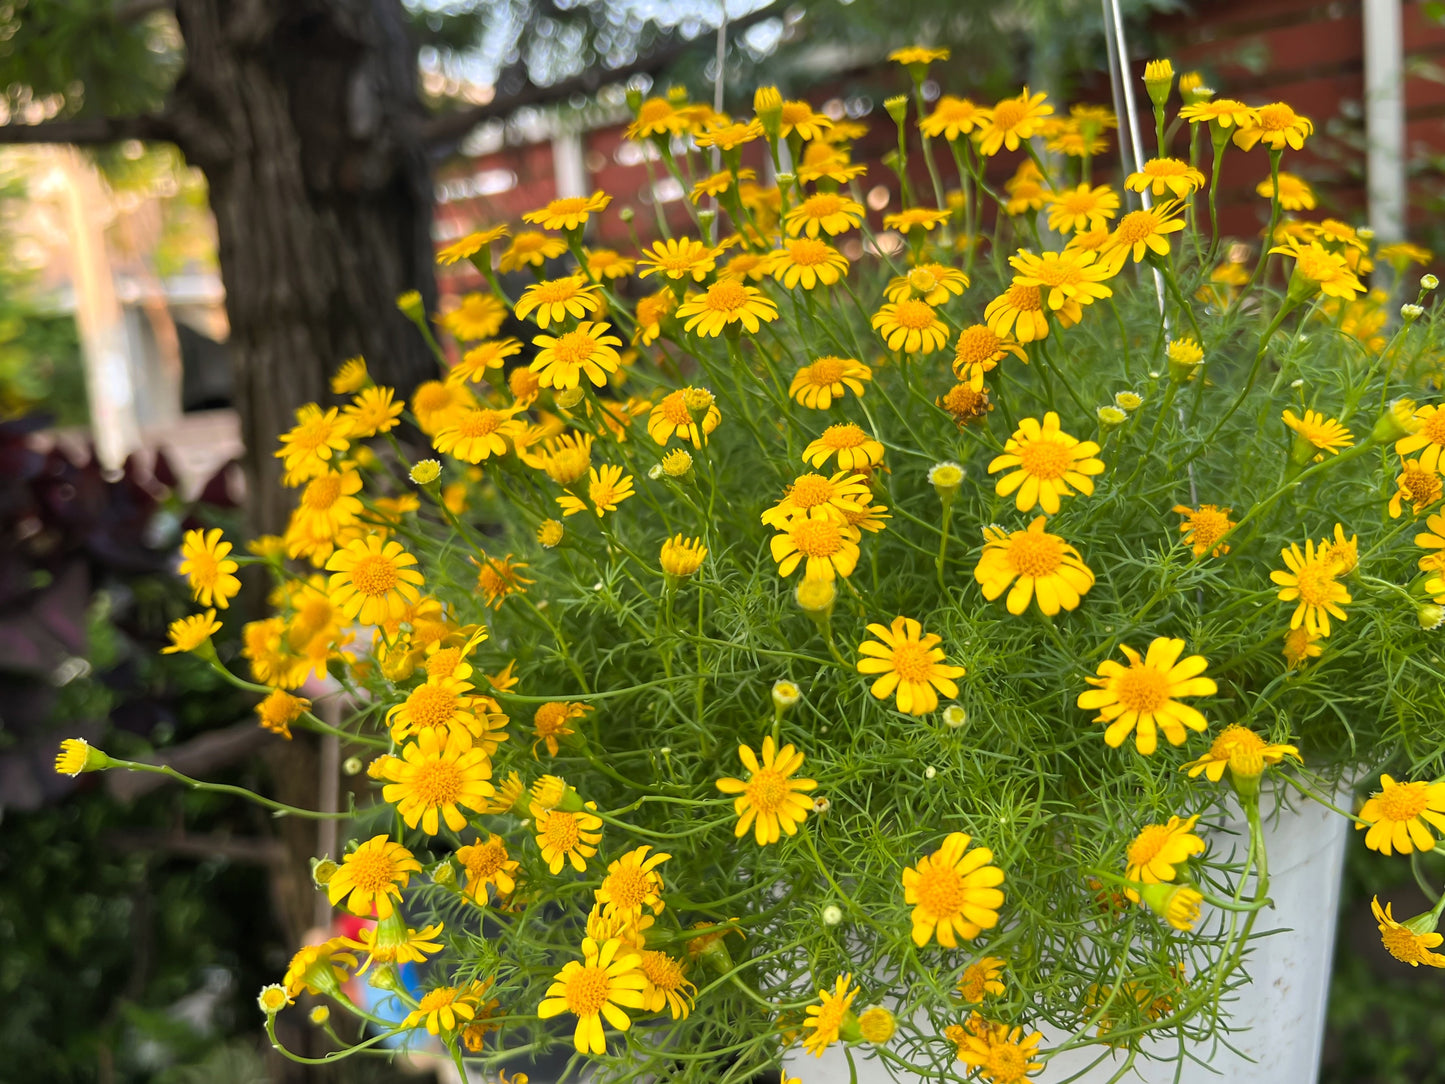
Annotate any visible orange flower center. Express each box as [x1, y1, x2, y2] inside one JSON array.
[[1381, 925, 1430, 964], [604, 866, 650, 910], [1256, 104, 1295, 132], [1421, 410, 1445, 444], [1146, 159, 1188, 176], [639, 950, 684, 990], [350, 554, 400, 597], [407, 684, 459, 729], [991, 100, 1028, 130], [1294, 248, 1339, 282], [1378, 781, 1430, 822], [531, 279, 584, 302], [1060, 190, 1102, 214], [456, 410, 505, 438], [346, 847, 401, 893], [1402, 465, 1443, 506], [302, 473, 344, 511], [1115, 210, 1158, 245], [1113, 664, 1170, 714], [789, 518, 846, 557], [291, 417, 339, 454], [414, 383, 453, 413], [550, 330, 600, 367], [704, 280, 750, 313], [1126, 823, 1174, 866], [547, 197, 590, 216], [807, 357, 847, 384], [565, 964, 614, 1015], [787, 239, 834, 266], [1029, 257, 1085, 287], [1005, 530, 1064, 577], [803, 193, 843, 217], [955, 326, 1002, 364], [892, 299, 940, 330], [1186, 506, 1231, 550], [984, 1045, 1029, 1083], [913, 862, 965, 917], [418, 987, 460, 1013], [788, 475, 841, 509], [411, 758, 464, 806], [188, 551, 219, 582], [890, 641, 935, 683], [1293, 560, 1339, 607], [659, 393, 692, 425], [821, 423, 867, 449], [542, 810, 582, 850], [658, 244, 710, 273], [744, 767, 790, 813], [535, 702, 574, 736], [426, 647, 462, 679], [1003, 283, 1043, 311], [465, 839, 508, 876], [1015, 436, 1072, 480]]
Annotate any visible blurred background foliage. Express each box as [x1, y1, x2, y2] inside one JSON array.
[[0, 0, 1437, 1081]]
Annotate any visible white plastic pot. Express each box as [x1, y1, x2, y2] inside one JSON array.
[[788, 787, 1351, 1084]]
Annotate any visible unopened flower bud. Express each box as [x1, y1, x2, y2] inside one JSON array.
[[1423, 274, 1439, 291], [1143, 59, 1175, 110], [554, 386, 585, 409], [942, 705, 967, 729], [884, 94, 910, 126], [1403, 303, 1425, 321], [928, 461, 964, 501], [1370, 397, 1420, 444], [812, 796, 832, 815], [923, 765, 937, 780], [794, 576, 836, 616], [697, 208, 717, 234], [1178, 71, 1211, 105], [1166, 338, 1203, 383], [625, 86, 644, 114], [409, 459, 441, 486], [821, 904, 844, 926], [54, 737, 112, 777], [1115, 391, 1142, 412], [311, 858, 338, 887], [309, 1005, 330, 1025], [1419, 603, 1445, 630], [619, 206, 635, 223], [257, 984, 291, 1016], [857, 1006, 897, 1044], [661, 448, 694, 481], [754, 85, 784, 141], [1136, 881, 1203, 932], [431, 859, 457, 888], [342, 755, 363, 776], [1097, 405, 1127, 430], [538, 519, 565, 548], [395, 290, 425, 322], [772, 680, 801, 715]]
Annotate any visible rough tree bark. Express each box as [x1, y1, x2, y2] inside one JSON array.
[[164, 0, 437, 533]]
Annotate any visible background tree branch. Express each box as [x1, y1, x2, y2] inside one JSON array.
[[0, 113, 174, 146]]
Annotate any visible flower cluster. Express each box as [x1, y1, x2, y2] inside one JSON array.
[[69, 46, 1445, 1080]]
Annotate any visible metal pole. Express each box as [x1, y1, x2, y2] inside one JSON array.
[[1362, 0, 1406, 246]]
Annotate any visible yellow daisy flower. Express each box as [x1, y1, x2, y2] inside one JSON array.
[[532, 801, 604, 873], [584, 247, 635, 279], [856, 615, 966, 716], [626, 97, 688, 141], [1181, 725, 1301, 783], [1395, 403, 1445, 471], [404, 983, 481, 1035], [498, 231, 567, 273], [595, 844, 670, 919], [803, 422, 886, 470], [178, 528, 242, 609], [920, 95, 984, 140], [761, 470, 871, 529], [275, 403, 350, 485], [1077, 637, 1216, 754], [1270, 539, 1351, 636], [433, 404, 525, 464], [957, 958, 1007, 1002], [513, 275, 603, 328], [974, 517, 1095, 616], [447, 337, 523, 386], [255, 688, 309, 738], [537, 937, 648, 1055], [637, 237, 721, 282], [801, 973, 858, 1056], [436, 225, 508, 266], [1178, 98, 1258, 130], [1173, 503, 1235, 558], [1257, 171, 1316, 210], [531, 321, 623, 389], [330, 355, 368, 394], [473, 553, 534, 610], [1372, 898, 1445, 967], [695, 118, 764, 150], [769, 512, 862, 581], [952, 323, 1026, 390], [1234, 102, 1312, 151], [766, 237, 850, 290], [1391, 459, 1443, 519], [675, 280, 779, 337], [903, 832, 1005, 947], [324, 535, 424, 626], [326, 835, 422, 920], [457, 834, 520, 901], [282, 937, 358, 997], [789, 356, 872, 409], [784, 191, 866, 238], [556, 464, 635, 518], [1008, 248, 1115, 311], [871, 298, 951, 354], [1044, 183, 1119, 234], [161, 609, 222, 655], [715, 736, 816, 845], [988, 412, 1105, 515], [343, 386, 404, 437], [1358, 775, 1445, 855], [885, 263, 969, 305], [1269, 238, 1365, 300], [659, 534, 707, 578], [984, 282, 1072, 343], [1123, 815, 1205, 901], [379, 728, 495, 835], [521, 190, 611, 231], [974, 87, 1053, 156], [945, 1015, 1045, 1080], [1105, 200, 1186, 264], [1282, 407, 1353, 458], [647, 388, 721, 447], [439, 292, 508, 341], [639, 950, 697, 1019], [1126, 158, 1206, 198], [532, 700, 590, 758]]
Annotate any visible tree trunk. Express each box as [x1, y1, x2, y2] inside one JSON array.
[[167, 0, 437, 533]]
